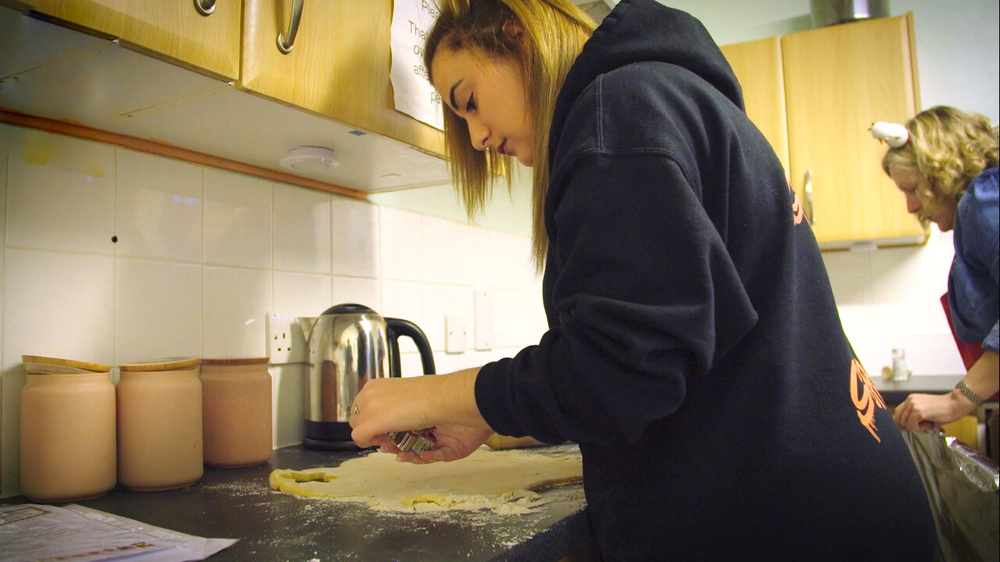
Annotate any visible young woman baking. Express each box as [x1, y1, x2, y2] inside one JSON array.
[[351, 1, 937, 558]]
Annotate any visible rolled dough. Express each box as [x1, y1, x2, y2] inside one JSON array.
[[270, 446, 583, 514]]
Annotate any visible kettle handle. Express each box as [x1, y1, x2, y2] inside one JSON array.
[[385, 318, 436, 377]]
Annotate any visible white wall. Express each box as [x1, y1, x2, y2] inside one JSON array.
[[662, 0, 997, 377], [0, 124, 549, 497]]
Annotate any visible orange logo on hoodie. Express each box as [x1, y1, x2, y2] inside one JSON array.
[[850, 359, 887, 442]]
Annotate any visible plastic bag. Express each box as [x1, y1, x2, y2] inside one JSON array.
[[902, 429, 999, 562]]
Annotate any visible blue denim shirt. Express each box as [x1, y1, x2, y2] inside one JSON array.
[[948, 167, 999, 353]]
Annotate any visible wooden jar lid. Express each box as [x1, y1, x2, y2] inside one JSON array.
[[201, 357, 270, 366], [22, 355, 112, 374], [118, 357, 201, 372]]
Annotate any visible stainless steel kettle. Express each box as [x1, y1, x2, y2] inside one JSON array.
[[296, 303, 435, 448]]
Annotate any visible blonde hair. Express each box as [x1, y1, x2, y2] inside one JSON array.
[[424, 0, 595, 270], [882, 106, 999, 215]]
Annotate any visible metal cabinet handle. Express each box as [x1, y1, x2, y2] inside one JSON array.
[[277, 0, 304, 54], [194, 0, 216, 16], [803, 170, 814, 225]]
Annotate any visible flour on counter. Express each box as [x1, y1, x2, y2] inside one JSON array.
[[269, 446, 583, 514]]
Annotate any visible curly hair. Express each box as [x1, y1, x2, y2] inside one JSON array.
[[882, 106, 999, 215]]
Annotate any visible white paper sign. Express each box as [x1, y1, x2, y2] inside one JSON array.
[[390, 0, 444, 130]]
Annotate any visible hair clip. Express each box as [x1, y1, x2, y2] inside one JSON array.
[[869, 121, 909, 148]]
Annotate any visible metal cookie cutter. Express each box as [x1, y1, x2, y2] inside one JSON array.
[[388, 429, 436, 454]]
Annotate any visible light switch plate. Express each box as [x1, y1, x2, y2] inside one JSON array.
[[445, 315, 468, 353], [474, 290, 494, 351]]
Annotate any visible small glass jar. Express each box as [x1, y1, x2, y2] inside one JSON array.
[[892, 348, 911, 382], [20, 356, 117, 503], [201, 357, 272, 468], [117, 358, 203, 491]]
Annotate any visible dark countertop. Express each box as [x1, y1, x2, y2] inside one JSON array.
[[875, 374, 998, 406], [4, 444, 593, 562], [874, 374, 966, 404]]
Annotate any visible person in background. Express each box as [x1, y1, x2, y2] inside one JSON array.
[[351, 1, 936, 558], [875, 106, 999, 433]]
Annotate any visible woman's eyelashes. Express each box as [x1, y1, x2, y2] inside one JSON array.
[[466, 93, 477, 112]]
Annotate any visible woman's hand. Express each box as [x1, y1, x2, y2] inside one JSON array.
[[383, 424, 495, 464], [894, 352, 998, 431], [349, 368, 491, 463], [893, 391, 976, 431]]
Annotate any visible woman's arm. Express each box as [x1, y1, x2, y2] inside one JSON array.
[[894, 350, 999, 431]]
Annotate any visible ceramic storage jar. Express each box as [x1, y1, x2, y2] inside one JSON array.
[[201, 357, 273, 468], [116, 358, 203, 491], [20, 355, 117, 503]]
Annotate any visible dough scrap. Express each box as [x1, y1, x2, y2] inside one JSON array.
[[270, 446, 582, 514]]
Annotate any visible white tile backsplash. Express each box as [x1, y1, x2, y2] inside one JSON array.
[[3, 123, 969, 500], [822, 250, 873, 306], [270, 364, 306, 448], [6, 131, 115, 254], [331, 197, 380, 278], [202, 266, 272, 359], [421, 284, 475, 352], [465, 225, 494, 288], [488, 230, 539, 291], [273, 183, 331, 274], [379, 206, 423, 281], [203, 168, 272, 269], [3, 249, 115, 369], [331, 275, 381, 313], [381, 279, 425, 355], [114, 258, 202, 364], [422, 216, 470, 285], [825, 224, 966, 376], [273, 271, 332, 315], [870, 243, 953, 294], [115, 149, 203, 262]]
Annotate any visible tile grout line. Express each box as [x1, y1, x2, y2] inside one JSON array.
[[111, 147, 118, 368], [200, 166, 206, 360]]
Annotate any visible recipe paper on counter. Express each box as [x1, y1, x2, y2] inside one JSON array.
[[0, 503, 236, 562], [390, 0, 444, 130]]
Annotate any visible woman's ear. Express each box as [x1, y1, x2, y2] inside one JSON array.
[[502, 19, 525, 41]]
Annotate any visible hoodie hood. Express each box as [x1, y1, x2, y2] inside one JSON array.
[[551, 0, 743, 146]]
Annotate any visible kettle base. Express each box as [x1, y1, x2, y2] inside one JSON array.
[[302, 436, 373, 451], [304, 420, 373, 451]]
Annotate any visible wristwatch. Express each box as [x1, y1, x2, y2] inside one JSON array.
[[955, 380, 984, 407]]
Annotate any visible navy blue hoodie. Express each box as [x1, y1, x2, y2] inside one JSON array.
[[474, 1, 936, 559]]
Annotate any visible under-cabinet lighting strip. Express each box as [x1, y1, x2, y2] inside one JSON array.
[[0, 108, 369, 202]]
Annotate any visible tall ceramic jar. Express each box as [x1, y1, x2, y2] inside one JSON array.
[[117, 358, 203, 491], [20, 356, 117, 503], [201, 357, 273, 468]]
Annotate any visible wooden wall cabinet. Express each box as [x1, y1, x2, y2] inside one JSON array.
[[719, 37, 790, 175], [722, 14, 927, 249], [240, 0, 445, 158], [5, 0, 445, 159], [6, 0, 242, 81]]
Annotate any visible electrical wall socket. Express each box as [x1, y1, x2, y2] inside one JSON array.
[[445, 315, 468, 353], [267, 313, 307, 365], [474, 290, 494, 351]]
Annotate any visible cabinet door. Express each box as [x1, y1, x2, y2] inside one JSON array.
[[9, 0, 241, 81], [782, 14, 925, 247], [720, 37, 790, 176], [241, 0, 445, 158]]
